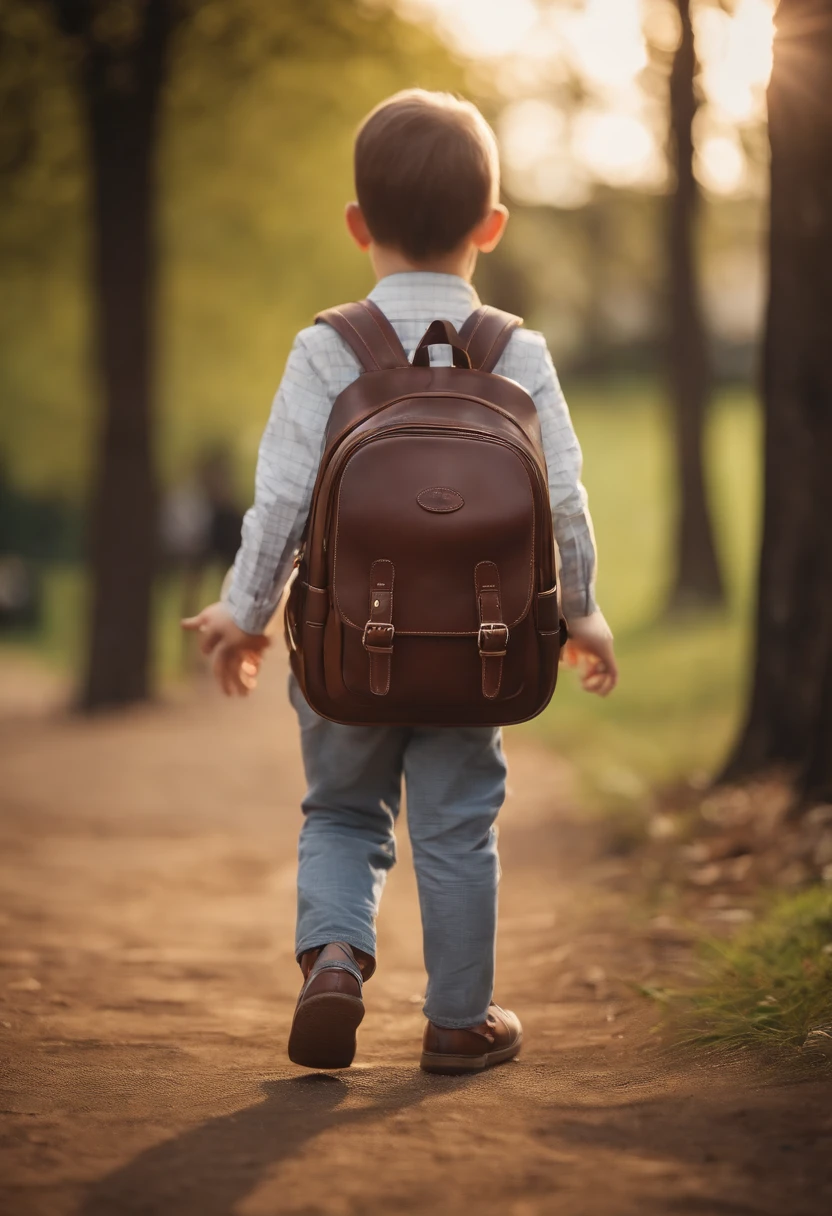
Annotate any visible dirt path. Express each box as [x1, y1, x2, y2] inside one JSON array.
[[1, 653, 830, 1216]]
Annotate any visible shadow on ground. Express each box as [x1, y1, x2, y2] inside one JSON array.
[[77, 1069, 454, 1216]]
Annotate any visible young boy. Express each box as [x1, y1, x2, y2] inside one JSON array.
[[183, 90, 617, 1074]]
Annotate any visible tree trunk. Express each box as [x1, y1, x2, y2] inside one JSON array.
[[666, 0, 724, 611], [71, 2, 172, 710], [721, 0, 832, 803]]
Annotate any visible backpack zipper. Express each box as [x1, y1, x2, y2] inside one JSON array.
[[313, 392, 544, 560]]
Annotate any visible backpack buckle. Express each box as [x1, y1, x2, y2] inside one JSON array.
[[363, 621, 395, 651], [478, 623, 508, 657]]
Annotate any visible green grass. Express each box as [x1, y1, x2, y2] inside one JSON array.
[[673, 888, 832, 1056], [524, 376, 762, 796]]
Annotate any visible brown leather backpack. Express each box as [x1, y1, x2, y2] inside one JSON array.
[[284, 299, 567, 726]]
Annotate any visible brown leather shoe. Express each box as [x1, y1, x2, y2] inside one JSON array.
[[420, 1004, 522, 1074], [287, 942, 365, 1069]]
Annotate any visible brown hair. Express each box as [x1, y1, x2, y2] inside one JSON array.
[[354, 89, 500, 262]]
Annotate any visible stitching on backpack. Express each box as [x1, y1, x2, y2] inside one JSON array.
[[325, 388, 535, 458], [362, 303, 407, 367], [369, 558, 394, 593], [474, 561, 501, 589], [368, 559, 394, 695], [480, 320, 513, 371], [357, 627, 477, 636], [394, 629, 472, 636], [416, 485, 465, 513], [482, 656, 503, 699], [332, 309, 381, 371], [466, 309, 488, 343], [474, 561, 504, 699], [463, 309, 488, 365]]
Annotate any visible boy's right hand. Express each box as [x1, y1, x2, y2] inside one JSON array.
[[181, 602, 270, 696], [561, 610, 618, 697]]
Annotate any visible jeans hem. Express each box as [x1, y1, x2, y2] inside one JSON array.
[[422, 1007, 491, 1029], [295, 933, 377, 963]]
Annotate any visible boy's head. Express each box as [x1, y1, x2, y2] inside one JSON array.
[[347, 89, 507, 271]]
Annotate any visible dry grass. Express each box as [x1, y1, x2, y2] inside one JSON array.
[[673, 888, 832, 1056]]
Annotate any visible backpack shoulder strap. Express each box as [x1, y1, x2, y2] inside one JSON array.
[[314, 299, 409, 372], [459, 306, 523, 372]]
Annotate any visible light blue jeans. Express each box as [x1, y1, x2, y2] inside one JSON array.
[[289, 676, 507, 1029]]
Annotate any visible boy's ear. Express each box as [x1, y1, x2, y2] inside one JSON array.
[[471, 204, 509, 253], [345, 202, 372, 251]]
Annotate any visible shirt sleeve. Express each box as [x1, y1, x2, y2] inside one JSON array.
[[529, 342, 599, 620], [224, 332, 332, 634]]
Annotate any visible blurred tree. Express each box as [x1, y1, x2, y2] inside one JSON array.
[[666, 0, 724, 610], [51, 0, 172, 710], [0, 1, 89, 498], [722, 0, 832, 802], [0, 0, 464, 701]]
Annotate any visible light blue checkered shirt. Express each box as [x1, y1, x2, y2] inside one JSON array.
[[226, 272, 598, 633]]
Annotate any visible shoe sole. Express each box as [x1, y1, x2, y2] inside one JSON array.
[[287, 992, 365, 1070], [419, 1034, 523, 1075]]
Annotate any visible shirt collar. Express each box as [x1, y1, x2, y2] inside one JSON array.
[[367, 272, 480, 320]]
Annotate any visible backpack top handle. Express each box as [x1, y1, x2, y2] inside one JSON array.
[[315, 300, 523, 375], [315, 299, 409, 373], [459, 306, 523, 372], [411, 319, 472, 369]]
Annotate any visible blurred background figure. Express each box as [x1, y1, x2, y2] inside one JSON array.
[[0, 554, 40, 631], [0, 466, 41, 631], [160, 448, 242, 667]]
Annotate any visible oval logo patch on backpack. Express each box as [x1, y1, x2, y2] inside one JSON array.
[[416, 487, 465, 514]]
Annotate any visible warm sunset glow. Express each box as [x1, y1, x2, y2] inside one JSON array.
[[695, 131, 746, 195], [398, 0, 539, 58], [573, 109, 662, 189], [398, 0, 777, 200], [499, 98, 592, 208], [562, 0, 648, 91], [697, 0, 775, 123]]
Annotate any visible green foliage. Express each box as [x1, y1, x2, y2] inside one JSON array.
[[675, 888, 832, 1055], [0, 0, 90, 497], [0, 0, 466, 500]]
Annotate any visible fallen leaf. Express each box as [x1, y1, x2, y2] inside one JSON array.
[[803, 1026, 832, 1056]]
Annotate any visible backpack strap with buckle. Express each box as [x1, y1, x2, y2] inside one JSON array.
[[475, 562, 508, 700], [363, 559, 395, 695]]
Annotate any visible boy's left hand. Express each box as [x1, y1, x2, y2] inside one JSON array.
[[181, 602, 270, 696], [560, 609, 618, 697]]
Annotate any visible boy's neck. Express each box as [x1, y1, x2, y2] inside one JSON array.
[[370, 243, 477, 284]]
